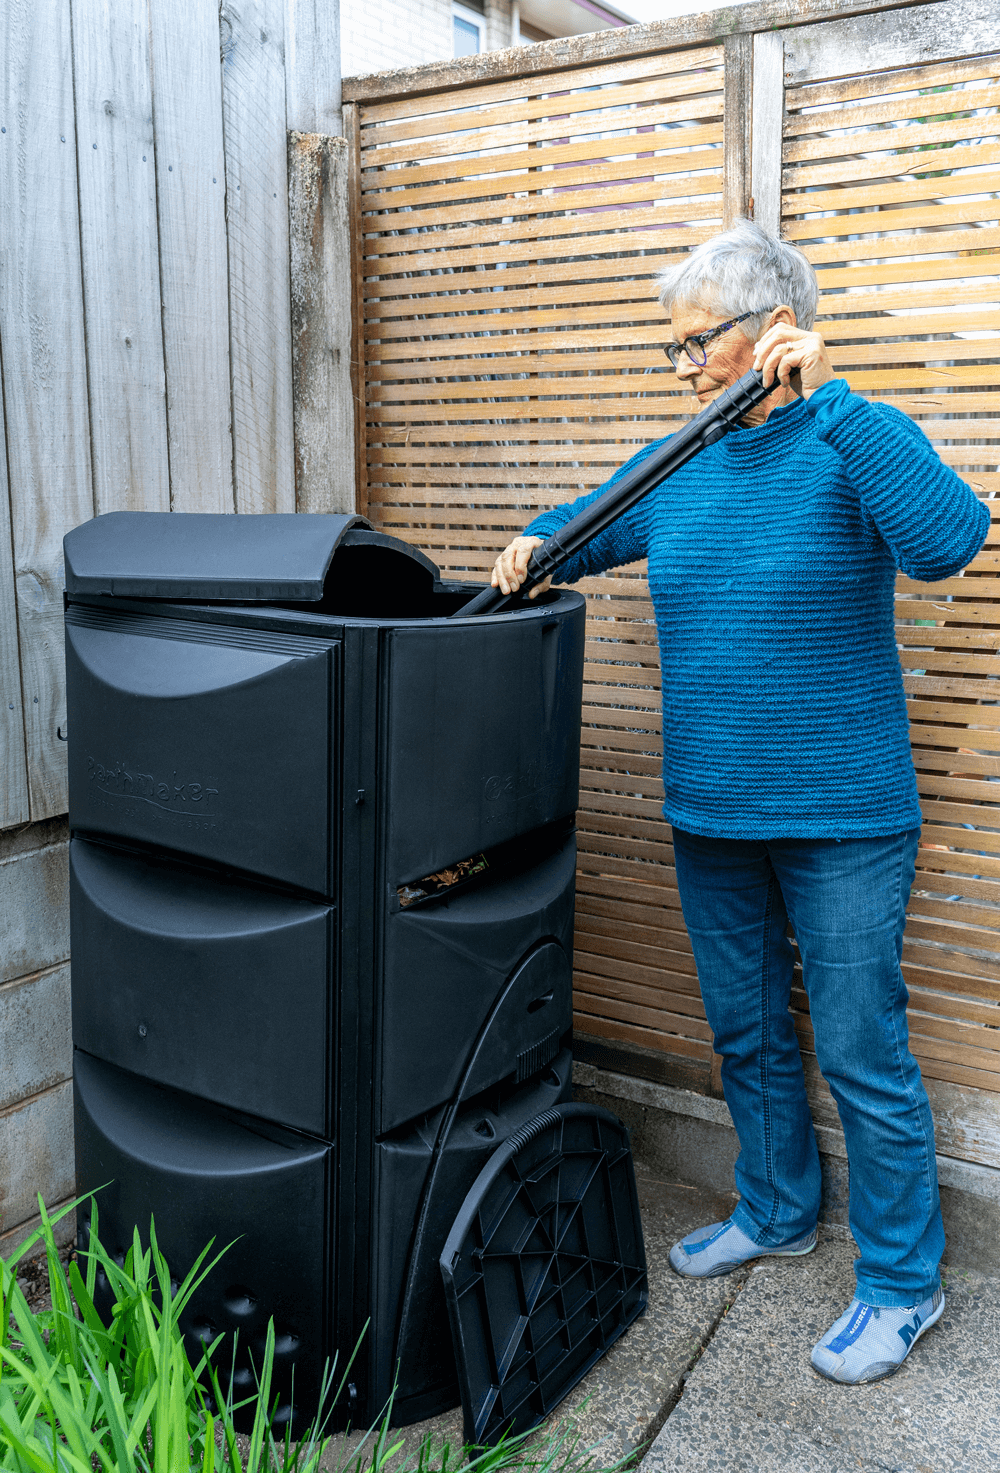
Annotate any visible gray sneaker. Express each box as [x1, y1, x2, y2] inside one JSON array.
[[669, 1217, 818, 1279], [811, 1289, 945, 1384]]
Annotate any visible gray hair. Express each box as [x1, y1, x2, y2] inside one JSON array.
[[656, 219, 818, 337]]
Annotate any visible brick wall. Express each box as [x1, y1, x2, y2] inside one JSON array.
[[341, 0, 453, 79]]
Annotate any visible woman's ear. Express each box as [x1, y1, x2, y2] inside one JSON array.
[[770, 304, 798, 329]]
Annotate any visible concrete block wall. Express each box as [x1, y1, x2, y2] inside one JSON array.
[[0, 818, 75, 1257]]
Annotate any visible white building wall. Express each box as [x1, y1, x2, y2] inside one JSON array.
[[341, 0, 453, 77]]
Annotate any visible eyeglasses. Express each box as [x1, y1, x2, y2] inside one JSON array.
[[664, 311, 766, 370]]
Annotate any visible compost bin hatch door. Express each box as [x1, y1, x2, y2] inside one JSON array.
[[63, 511, 373, 601], [439, 1103, 648, 1447]]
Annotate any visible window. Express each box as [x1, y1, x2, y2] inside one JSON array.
[[453, 2, 483, 55]]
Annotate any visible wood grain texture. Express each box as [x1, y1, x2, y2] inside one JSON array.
[[149, 0, 233, 513], [342, 0, 940, 104], [362, 72, 726, 160], [750, 31, 784, 237], [0, 390, 30, 830], [358, 48, 724, 136], [220, 0, 296, 514], [723, 32, 753, 228], [72, 0, 170, 515], [345, 104, 369, 518], [288, 132, 356, 514], [789, 50, 1000, 110], [783, 0, 1000, 86], [0, 0, 93, 821], [284, 0, 342, 135]]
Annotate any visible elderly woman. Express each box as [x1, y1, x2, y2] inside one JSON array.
[[490, 219, 989, 1385]]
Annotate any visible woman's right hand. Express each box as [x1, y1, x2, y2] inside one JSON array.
[[491, 536, 552, 598]]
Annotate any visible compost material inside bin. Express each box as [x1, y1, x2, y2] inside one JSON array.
[[398, 853, 489, 908]]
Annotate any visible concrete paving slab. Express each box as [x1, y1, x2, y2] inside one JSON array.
[[646, 1229, 1000, 1473], [316, 1172, 742, 1470]]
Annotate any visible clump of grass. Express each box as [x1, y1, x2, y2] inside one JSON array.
[[1, 1197, 626, 1473]]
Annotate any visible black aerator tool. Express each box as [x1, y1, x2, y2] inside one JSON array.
[[457, 366, 773, 617]]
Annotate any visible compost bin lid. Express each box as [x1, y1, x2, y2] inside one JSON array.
[[63, 511, 439, 602], [440, 1102, 648, 1446]]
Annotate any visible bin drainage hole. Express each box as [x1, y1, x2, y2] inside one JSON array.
[[527, 991, 553, 1014], [474, 1119, 496, 1140]]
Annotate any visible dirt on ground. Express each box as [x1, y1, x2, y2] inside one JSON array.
[[13, 1244, 75, 1317]]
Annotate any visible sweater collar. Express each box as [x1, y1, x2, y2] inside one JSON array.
[[724, 394, 810, 451]]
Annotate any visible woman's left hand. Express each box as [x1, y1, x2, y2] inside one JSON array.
[[753, 324, 834, 400]]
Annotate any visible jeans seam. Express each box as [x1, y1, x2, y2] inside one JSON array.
[[880, 828, 939, 1291], [758, 872, 780, 1243]]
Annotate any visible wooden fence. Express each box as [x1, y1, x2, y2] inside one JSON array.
[[0, 0, 349, 834], [345, 0, 1000, 1139], [0, 0, 349, 1250]]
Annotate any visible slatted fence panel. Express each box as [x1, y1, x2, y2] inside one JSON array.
[[358, 47, 726, 1068], [782, 51, 1000, 1092]]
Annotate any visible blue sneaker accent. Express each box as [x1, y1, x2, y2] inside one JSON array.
[[826, 1301, 874, 1353], [669, 1217, 818, 1279], [811, 1289, 945, 1384]]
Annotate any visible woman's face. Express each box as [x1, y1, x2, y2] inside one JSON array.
[[668, 300, 759, 406]]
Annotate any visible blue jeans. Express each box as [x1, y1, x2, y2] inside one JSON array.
[[672, 826, 943, 1308]]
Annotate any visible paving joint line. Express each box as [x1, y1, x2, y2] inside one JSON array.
[[630, 1265, 754, 1466]]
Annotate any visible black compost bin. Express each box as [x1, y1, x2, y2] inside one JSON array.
[[63, 512, 588, 1432]]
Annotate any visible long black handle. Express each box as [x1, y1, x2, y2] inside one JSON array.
[[456, 368, 773, 618]]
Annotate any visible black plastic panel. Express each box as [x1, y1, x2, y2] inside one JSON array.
[[441, 1104, 648, 1445], [383, 607, 585, 885], [65, 610, 338, 893], [70, 839, 334, 1135], [64, 511, 367, 600], [373, 1050, 574, 1425], [379, 838, 576, 1134], [74, 1051, 331, 1435]]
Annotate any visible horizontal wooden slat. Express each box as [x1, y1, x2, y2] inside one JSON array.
[[368, 335, 998, 374], [789, 201, 1000, 246], [799, 227, 1000, 268], [784, 113, 1000, 168], [783, 83, 1000, 140], [784, 140, 1000, 192], [784, 170, 1000, 220], [361, 132, 725, 214], [787, 54, 1000, 114], [364, 246, 1000, 304], [362, 156, 725, 232], [356, 46, 724, 132], [361, 194, 723, 267], [361, 102, 724, 191], [572, 1008, 711, 1062], [362, 76, 728, 167]]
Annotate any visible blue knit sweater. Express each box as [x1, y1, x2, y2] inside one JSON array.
[[525, 379, 990, 838]]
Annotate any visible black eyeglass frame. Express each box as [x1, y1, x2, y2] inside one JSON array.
[[664, 310, 769, 370]]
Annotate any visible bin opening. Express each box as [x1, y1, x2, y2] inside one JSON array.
[[289, 528, 442, 619]]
